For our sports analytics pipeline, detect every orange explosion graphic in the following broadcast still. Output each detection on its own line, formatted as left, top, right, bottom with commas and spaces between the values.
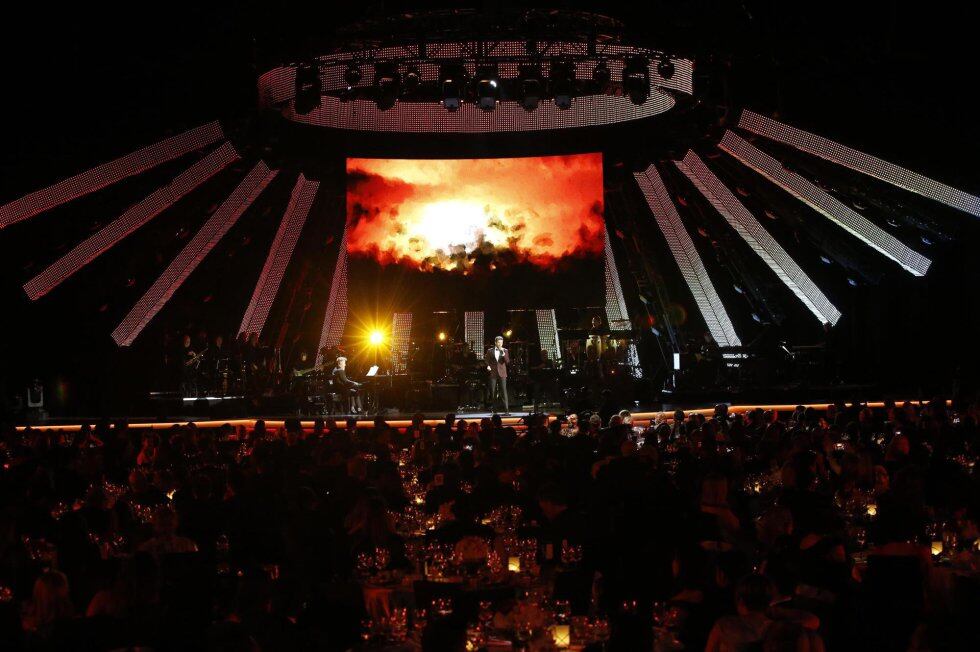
346, 154, 604, 271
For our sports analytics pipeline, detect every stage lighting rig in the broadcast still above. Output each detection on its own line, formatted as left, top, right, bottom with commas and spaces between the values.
475, 65, 500, 112
373, 62, 399, 111
293, 63, 321, 115
517, 64, 543, 112
440, 63, 467, 112
343, 62, 362, 88
657, 56, 675, 80
592, 60, 611, 91
403, 65, 421, 93
550, 59, 576, 110
623, 55, 650, 105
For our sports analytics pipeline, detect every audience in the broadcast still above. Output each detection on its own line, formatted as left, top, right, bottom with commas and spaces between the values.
0, 395, 977, 650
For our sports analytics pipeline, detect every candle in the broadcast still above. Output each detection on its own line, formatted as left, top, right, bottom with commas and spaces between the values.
552, 624, 571, 648
931, 540, 943, 556
866, 502, 877, 517
508, 556, 521, 573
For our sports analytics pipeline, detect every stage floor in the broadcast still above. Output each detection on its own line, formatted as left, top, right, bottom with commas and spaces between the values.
13, 399, 915, 432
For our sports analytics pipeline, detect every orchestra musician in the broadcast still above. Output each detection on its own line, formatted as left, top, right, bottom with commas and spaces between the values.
332, 356, 363, 414
180, 334, 202, 397
484, 335, 510, 414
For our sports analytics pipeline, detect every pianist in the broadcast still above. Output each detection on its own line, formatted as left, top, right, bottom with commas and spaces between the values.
332, 356, 364, 414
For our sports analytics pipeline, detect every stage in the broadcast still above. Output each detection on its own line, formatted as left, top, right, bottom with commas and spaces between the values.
12, 399, 923, 432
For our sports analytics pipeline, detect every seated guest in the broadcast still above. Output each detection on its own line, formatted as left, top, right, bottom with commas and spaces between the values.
698, 473, 741, 544
22, 571, 74, 643
138, 506, 199, 556
705, 575, 775, 652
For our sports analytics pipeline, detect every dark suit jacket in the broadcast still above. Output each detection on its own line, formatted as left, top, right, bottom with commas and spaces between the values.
484, 347, 510, 379
332, 367, 359, 390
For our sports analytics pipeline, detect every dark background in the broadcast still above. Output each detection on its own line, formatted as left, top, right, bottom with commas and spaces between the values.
1, 2, 978, 415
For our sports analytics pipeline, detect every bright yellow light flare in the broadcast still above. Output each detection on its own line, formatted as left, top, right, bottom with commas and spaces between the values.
369, 330, 384, 345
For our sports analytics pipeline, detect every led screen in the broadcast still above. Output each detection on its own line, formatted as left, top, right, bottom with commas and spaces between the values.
344, 153, 605, 320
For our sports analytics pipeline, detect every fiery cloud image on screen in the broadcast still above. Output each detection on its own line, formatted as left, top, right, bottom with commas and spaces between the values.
346, 154, 604, 272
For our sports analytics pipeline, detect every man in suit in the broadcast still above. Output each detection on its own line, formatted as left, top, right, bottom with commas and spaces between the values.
484, 335, 510, 414
332, 356, 363, 413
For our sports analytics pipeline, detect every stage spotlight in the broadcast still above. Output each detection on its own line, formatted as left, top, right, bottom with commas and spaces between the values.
622, 55, 650, 105
592, 60, 610, 89
440, 64, 467, 112
504, 328, 513, 338
344, 62, 362, 88
475, 65, 499, 112
294, 63, 321, 115
657, 56, 675, 79
373, 62, 399, 111
403, 65, 421, 92
550, 59, 575, 110
518, 65, 543, 112
437, 331, 447, 342
369, 330, 384, 345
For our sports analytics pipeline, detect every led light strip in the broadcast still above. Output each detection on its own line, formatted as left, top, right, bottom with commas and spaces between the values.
535, 309, 562, 363
738, 110, 980, 219
239, 174, 318, 336
1, 122, 224, 229
112, 161, 278, 346
718, 131, 931, 277
464, 311, 485, 360
391, 313, 413, 373
674, 151, 842, 326
314, 225, 350, 368
23, 143, 239, 300
634, 165, 741, 347
603, 227, 631, 330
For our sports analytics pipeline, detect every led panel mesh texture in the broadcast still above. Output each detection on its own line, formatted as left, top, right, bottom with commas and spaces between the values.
314, 225, 349, 368
1, 122, 224, 229
603, 227, 631, 330
718, 131, 931, 277
674, 151, 842, 326
279, 91, 674, 133
391, 313, 413, 373
634, 165, 742, 348
738, 110, 980, 219
112, 161, 278, 346
239, 174, 318, 336
24, 142, 239, 300
535, 309, 561, 363
464, 311, 485, 360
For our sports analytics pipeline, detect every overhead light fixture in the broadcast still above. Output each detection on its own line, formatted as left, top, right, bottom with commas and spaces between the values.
403, 65, 421, 93
592, 60, 610, 90
475, 65, 499, 112
550, 59, 575, 110
657, 56, 675, 80
622, 55, 650, 105
439, 64, 467, 112
373, 62, 399, 111
518, 64, 543, 112
343, 62, 362, 88
294, 63, 321, 115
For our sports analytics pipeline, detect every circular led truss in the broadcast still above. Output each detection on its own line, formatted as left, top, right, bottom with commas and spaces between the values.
257, 40, 694, 133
